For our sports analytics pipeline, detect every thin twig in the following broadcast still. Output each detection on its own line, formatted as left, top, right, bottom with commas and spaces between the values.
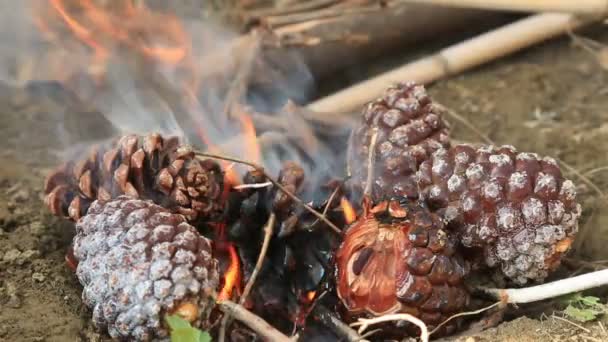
233, 181, 273, 190
309, 182, 341, 228
217, 300, 293, 342
350, 314, 429, 342
552, 315, 591, 333
558, 159, 608, 201
218, 311, 229, 342
583, 166, 608, 177
240, 213, 276, 305
435, 103, 493, 145
221, 214, 276, 339
481, 269, 608, 304
363, 128, 378, 196
430, 301, 502, 336
194, 151, 343, 235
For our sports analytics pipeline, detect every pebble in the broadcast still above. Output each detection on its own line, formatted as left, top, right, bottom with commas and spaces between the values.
2, 249, 40, 265
21, 249, 41, 262
2, 249, 21, 263
7, 293, 21, 308
10, 189, 30, 203
32, 272, 45, 282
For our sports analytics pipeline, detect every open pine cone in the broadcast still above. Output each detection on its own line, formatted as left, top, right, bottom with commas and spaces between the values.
44, 133, 224, 223
336, 197, 470, 335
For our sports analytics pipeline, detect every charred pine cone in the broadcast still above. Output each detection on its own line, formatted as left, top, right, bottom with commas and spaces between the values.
44, 133, 224, 223
417, 144, 582, 284
336, 198, 470, 335
225, 162, 343, 332
73, 196, 220, 341
347, 82, 450, 200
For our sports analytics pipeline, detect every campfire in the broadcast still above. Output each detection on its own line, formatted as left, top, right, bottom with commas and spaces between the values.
17, 0, 606, 341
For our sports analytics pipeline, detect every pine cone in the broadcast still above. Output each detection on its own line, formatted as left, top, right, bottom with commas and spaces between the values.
417, 144, 582, 284
73, 196, 220, 341
44, 133, 224, 223
336, 198, 470, 334
347, 82, 450, 200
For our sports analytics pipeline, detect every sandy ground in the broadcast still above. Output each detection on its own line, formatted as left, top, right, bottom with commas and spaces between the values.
2, 21, 608, 342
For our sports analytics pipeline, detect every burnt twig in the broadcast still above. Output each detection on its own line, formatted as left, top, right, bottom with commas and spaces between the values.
194, 151, 342, 235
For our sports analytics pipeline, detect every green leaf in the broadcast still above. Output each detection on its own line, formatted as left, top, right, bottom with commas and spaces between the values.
564, 304, 600, 322
166, 315, 191, 330
165, 315, 212, 342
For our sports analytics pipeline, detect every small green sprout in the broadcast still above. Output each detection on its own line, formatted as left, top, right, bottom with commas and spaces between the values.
166, 315, 212, 342
560, 293, 608, 323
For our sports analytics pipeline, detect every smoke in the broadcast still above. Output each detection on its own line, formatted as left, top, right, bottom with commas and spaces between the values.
0, 0, 346, 184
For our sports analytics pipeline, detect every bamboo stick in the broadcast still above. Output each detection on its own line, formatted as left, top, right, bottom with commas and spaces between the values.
398, 0, 608, 15
307, 13, 600, 114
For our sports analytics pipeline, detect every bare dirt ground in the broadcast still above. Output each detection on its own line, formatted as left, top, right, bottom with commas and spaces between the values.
2, 23, 608, 342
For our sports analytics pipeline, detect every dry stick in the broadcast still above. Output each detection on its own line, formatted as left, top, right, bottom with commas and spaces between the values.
363, 128, 379, 196
239, 213, 276, 305
482, 269, 608, 304
435, 103, 493, 145
217, 300, 293, 342
194, 151, 342, 235
308, 13, 599, 114
397, 0, 608, 15
558, 160, 608, 200
220, 214, 277, 340
350, 314, 430, 342
309, 184, 341, 228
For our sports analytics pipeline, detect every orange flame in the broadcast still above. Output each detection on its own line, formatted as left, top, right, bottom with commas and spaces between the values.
218, 243, 241, 301
306, 290, 316, 302
340, 196, 357, 224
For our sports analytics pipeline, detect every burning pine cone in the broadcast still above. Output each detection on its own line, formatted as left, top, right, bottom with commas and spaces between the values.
347, 82, 450, 200
336, 198, 470, 334
417, 144, 582, 284
73, 196, 220, 341
44, 133, 224, 223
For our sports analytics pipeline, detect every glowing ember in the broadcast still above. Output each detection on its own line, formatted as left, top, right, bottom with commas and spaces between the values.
340, 196, 357, 224
306, 290, 316, 302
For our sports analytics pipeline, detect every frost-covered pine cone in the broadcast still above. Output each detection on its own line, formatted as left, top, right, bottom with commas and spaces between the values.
347, 82, 450, 200
417, 144, 582, 284
73, 196, 220, 341
44, 133, 224, 223
336, 198, 470, 334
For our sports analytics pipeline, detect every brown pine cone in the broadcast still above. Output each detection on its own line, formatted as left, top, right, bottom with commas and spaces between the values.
73, 196, 220, 341
44, 133, 224, 223
336, 198, 470, 334
417, 144, 582, 284
347, 82, 450, 200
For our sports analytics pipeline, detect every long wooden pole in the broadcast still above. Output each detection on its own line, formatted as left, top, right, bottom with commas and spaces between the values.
307, 13, 599, 114
398, 0, 608, 15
